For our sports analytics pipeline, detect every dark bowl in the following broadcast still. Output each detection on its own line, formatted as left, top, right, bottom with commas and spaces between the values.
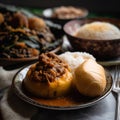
42, 7, 88, 27
0, 4, 63, 69
63, 18, 120, 60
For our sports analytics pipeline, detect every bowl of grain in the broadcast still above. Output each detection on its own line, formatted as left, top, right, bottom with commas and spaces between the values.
42, 6, 88, 27
63, 18, 120, 60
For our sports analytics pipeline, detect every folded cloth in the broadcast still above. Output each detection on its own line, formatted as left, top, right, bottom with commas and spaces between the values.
0, 88, 38, 120
0, 67, 20, 89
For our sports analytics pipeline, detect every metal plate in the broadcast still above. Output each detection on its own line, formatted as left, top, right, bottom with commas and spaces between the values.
12, 65, 113, 110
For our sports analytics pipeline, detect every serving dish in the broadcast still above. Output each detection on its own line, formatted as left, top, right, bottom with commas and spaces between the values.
0, 4, 63, 69
0, 44, 62, 69
12, 64, 113, 110
42, 6, 88, 27
63, 18, 120, 60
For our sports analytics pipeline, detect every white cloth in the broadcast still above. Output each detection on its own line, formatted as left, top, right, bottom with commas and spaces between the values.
0, 89, 38, 120
0, 67, 19, 89
0, 66, 38, 120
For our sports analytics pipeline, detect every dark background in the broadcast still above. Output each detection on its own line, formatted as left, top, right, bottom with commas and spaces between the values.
0, 0, 120, 13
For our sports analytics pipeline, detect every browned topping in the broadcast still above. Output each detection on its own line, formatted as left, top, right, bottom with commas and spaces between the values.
30, 52, 69, 83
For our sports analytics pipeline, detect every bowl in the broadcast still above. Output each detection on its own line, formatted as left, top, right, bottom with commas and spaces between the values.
42, 6, 88, 27
63, 18, 120, 60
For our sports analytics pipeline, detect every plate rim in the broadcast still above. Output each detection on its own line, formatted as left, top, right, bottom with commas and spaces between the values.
0, 42, 62, 67
12, 65, 113, 110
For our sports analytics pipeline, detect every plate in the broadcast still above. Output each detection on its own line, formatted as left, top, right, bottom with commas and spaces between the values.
0, 44, 62, 70
0, 57, 38, 70
42, 7, 88, 26
0, 4, 63, 69
12, 65, 113, 110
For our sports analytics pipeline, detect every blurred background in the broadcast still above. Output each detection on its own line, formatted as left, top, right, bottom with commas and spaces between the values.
0, 0, 120, 17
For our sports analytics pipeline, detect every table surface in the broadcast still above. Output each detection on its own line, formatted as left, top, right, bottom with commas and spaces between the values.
0, 65, 118, 120
0, 91, 117, 120
0, 28, 119, 120
0, 36, 119, 120
0, 4, 119, 119
32, 93, 116, 120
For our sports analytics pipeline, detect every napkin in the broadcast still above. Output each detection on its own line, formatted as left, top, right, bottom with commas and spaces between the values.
0, 67, 19, 89
0, 89, 38, 120
0, 66, 38, 120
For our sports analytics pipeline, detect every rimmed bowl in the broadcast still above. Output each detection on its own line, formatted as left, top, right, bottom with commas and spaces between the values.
42, 6, 88, 27
0, 44, 62, 70
63, 18, 120, 60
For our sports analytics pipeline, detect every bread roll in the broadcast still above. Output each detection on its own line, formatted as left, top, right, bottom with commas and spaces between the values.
74, 59, 106, 97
